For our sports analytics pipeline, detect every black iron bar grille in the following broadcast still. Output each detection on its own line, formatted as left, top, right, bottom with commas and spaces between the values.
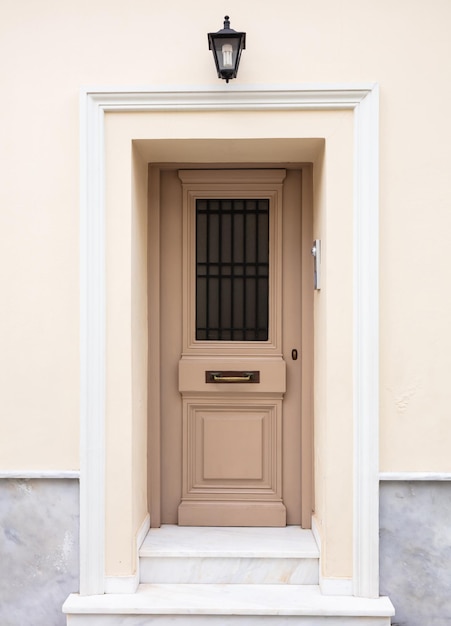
196, 198, 269, 341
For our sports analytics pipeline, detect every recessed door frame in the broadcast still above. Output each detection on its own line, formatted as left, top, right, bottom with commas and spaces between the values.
80, 85, 379, 598
159, 168, 304, 527
151, 165, 312, 529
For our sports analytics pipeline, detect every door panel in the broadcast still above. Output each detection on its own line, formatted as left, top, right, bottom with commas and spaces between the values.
159, 168, 304, 526
178, 355, 285, 526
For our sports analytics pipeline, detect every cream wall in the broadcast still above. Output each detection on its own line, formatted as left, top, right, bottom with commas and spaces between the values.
1, 0, 451, 516
131, 146, 148, 566
313, 118, 354, 579
103, 140, 148, 576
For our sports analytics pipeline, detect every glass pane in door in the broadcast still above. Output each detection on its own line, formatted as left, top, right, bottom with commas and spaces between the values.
196, 198, 269, 341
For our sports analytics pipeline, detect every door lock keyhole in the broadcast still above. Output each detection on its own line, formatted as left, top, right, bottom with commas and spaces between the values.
291, 349, 298, 361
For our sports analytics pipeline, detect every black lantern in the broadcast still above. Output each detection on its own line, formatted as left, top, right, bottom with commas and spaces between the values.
208, 16, 246, 83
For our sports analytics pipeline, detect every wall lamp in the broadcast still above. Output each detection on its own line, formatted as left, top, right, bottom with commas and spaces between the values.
208, 16, 246, 83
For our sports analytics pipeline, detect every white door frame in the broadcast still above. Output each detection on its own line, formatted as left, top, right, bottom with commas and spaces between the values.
80, 84, 379, 597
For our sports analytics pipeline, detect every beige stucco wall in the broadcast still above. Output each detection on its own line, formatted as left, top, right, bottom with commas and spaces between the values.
313, 117, 354, 579
103, 135, 149, 576
2, 0, 451, 578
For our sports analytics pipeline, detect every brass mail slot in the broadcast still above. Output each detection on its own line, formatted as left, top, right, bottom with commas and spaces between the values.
205, 370, 260, 384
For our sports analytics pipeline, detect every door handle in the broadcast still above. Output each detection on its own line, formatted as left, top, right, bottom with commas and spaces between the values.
205, 370, 260, 383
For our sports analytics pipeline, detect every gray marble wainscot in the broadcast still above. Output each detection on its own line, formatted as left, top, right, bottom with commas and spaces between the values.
0, 478, 79, 626
380, 481, 451, 626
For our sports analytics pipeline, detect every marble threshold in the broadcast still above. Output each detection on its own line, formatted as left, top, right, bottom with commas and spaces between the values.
64, 584, 394, 623
65, 527, 394, 623
140, 525, 320, 585
140, 525, 320, 558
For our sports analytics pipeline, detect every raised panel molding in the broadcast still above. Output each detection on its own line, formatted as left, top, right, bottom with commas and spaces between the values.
179, 398, 284, 526
183, 401, 281, 494
80, 84, 379, 597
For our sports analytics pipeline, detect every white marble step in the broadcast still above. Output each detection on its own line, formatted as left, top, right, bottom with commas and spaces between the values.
139, 525, 320, 584
64, 584, 394, 625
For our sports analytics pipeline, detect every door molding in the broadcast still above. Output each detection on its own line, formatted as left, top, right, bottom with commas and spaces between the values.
80, 84, 379, 597
179, 168, 285, 355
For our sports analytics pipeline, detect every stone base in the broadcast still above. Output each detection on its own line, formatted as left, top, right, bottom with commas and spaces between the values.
0, 478, 79, 626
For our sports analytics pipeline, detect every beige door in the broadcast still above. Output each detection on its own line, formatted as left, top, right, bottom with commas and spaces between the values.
158, 168, 310, 527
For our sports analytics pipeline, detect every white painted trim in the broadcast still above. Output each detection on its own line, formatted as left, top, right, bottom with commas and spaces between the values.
0, 470, 80, 479
82, 84, 377, 114
352, 84, 380, 599
80, 84, 379, 598
80, 88, 106, 596
104, 514, 150, 594
380, 472, 451, 481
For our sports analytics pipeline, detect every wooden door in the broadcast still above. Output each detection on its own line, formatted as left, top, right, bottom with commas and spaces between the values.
159, 168, 305, 526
